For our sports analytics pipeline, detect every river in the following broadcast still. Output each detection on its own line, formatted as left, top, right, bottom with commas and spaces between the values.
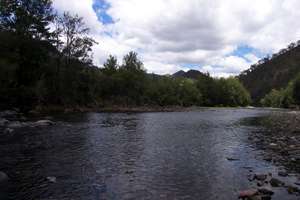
0, 108, 299, 199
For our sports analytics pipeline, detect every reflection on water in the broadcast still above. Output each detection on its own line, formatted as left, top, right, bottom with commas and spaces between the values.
0, 108, 298, 199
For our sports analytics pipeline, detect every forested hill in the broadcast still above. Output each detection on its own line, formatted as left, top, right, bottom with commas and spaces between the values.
239, 42, 300, 103
173, 70, 208, 80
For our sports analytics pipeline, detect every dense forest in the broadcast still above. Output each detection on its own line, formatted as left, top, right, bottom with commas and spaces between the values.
239, 41, 300, 106
0, 0, 252, 112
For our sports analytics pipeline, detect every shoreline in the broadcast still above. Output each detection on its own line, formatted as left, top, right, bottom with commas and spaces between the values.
25, 105, 267, 115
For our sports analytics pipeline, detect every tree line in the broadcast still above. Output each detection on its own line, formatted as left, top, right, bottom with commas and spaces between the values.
0, 0, 251, 111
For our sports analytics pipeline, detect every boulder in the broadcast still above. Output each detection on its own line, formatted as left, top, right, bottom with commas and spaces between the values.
270, 178, 284, 187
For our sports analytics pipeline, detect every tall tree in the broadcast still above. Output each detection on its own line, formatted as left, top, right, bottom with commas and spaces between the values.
103, 55, 118, 75
58, 12, 97, 65
122, 51, 144, 71
0, 0, 54, 39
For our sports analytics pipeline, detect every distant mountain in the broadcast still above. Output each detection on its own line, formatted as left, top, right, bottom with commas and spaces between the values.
239, 41, 300, 103
173, 69, 208, 79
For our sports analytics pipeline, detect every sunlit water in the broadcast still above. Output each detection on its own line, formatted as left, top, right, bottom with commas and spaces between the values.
0, 108, 298, 199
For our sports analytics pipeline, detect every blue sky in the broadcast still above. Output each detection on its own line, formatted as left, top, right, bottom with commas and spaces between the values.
53, 0, 300, 76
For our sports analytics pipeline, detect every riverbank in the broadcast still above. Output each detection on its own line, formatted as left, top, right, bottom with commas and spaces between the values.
248, 110, 300, 173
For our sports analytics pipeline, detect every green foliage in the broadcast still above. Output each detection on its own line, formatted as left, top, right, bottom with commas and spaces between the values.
293, 74, 300, 105
0, 0, 252, 110
239, 40, 300, 104
216, 77, 251, 107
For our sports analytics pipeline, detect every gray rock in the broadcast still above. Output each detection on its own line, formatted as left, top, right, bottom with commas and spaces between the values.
33, 120, 54, 126
0, 171, 8, 183
278, 171, 288, 177
46, 176, 56, 183
270, 178, 284, 187
254, 174, 268, 181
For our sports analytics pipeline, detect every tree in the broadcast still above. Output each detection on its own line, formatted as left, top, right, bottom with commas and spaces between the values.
0, 0, 54, 40
293, 74, 300, 105
122, 51, 144, 71
58, 12, 97, 65
103, 55, 118, 75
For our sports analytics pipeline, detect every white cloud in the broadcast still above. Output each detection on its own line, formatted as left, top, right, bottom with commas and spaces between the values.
53, 0, 300, 77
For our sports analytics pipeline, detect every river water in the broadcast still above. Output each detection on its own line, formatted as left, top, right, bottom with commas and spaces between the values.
0, 108, 299, 199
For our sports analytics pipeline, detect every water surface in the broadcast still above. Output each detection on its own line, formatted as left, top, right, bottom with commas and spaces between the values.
0, 108, 298, 199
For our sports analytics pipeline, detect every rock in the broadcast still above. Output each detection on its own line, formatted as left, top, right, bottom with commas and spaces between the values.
258, 188, 274, 195
270, 178, 284, 187
278, 171, 288, 177
238, 189, 258, 199
286, 185, 300, 194
46, 176, 56, 183
33, 120, 54, 126
254, 174, 268, 181
226, 157, 240, 161
257, 181, 264, 187
269, 143, 279, 150
0, 171, 8, 183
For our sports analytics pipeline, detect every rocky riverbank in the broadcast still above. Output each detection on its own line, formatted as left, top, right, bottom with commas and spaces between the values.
239, 110, 300, 199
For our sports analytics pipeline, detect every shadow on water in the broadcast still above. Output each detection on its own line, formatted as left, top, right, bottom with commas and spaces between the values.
0, 109, 299, 200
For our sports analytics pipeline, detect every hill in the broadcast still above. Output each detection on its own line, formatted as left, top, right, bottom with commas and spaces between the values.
173, 69, 208, 79
239, 41, 300, 103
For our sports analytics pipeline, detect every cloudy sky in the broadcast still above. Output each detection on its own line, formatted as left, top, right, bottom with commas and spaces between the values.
53, 0, 300, 77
